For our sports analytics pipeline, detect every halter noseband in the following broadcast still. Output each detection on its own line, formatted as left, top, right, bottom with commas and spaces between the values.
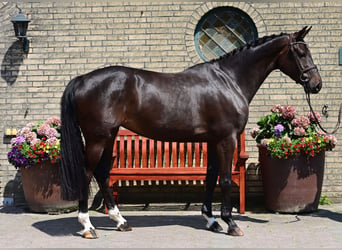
288, 37, 318, 89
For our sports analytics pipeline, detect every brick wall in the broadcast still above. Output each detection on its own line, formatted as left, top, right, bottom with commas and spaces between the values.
1, 1, 341, 207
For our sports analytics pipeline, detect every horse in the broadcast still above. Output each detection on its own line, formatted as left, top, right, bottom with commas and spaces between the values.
60, 26, 322, 239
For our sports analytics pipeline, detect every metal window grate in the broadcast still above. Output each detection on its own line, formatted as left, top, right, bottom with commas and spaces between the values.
195, 7, 258, 61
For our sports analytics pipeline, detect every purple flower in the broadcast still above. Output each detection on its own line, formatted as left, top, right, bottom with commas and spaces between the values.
7, 145, 35, 169
10, 136, 26, 145
274, 124, 284, 138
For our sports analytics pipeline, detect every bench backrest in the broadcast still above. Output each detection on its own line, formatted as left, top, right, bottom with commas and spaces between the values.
112, 129, 245, 172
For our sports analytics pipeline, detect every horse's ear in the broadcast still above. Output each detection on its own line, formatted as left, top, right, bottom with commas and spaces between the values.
294, 26, 312, 40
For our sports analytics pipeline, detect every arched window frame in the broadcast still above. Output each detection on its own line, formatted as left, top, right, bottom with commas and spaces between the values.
194, 7, 258, 61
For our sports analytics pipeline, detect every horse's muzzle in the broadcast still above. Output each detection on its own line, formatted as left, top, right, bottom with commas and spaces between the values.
311, 81, 322, 94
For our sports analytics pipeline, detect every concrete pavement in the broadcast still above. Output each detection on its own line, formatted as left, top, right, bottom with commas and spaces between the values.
0, 203, 341, 248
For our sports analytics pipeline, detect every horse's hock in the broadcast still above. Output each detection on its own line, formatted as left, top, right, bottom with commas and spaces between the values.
108, 129, 248, 214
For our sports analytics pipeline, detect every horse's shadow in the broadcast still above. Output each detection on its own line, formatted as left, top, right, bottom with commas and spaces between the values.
31, 213, 268, 237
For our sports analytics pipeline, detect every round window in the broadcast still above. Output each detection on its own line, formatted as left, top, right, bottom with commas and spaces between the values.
194, 7, 258, 61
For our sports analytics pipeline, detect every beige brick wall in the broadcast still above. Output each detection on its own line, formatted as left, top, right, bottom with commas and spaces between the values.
1, 1, 341, 206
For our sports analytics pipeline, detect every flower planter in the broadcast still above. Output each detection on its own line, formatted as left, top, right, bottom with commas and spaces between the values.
258, 146, 325, 213
20, 161, 77, 213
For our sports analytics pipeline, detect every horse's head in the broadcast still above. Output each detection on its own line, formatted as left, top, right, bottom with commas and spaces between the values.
278, 26, 322, 94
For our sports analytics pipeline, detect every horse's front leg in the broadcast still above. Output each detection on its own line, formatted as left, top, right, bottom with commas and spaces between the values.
94, 141, 131, 232
202, 144, 223, 232
95, 177, 131, 232
217, 138, 244, 236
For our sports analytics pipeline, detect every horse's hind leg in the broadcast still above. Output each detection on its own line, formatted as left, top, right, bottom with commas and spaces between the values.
94, 137, 131, 232
77, 140, 107, 239
202, 144, 223, 232
78, 180, 97, 238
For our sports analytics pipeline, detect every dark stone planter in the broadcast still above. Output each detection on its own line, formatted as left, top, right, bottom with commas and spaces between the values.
20, 161, 77, 213
258, 146, 325, 213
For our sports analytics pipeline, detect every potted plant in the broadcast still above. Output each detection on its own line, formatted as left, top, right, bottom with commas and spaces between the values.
250, 105, 337, 213
7, 116, 77, 213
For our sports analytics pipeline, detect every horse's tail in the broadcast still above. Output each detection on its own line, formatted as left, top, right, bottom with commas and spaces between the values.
60, 76, 87, 201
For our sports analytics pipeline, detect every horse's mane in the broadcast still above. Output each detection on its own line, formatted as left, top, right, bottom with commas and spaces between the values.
194, 32, 288, 66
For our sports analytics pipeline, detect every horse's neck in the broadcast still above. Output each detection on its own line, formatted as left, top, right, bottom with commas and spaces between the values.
219, 36, 289, 103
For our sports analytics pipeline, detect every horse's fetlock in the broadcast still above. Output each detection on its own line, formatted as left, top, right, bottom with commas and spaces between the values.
201, 204, 213, 217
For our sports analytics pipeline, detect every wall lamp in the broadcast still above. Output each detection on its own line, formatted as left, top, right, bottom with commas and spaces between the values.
11, 5, 30, 53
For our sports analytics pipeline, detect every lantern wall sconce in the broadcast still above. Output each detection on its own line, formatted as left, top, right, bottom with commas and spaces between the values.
11, 5, 30, 53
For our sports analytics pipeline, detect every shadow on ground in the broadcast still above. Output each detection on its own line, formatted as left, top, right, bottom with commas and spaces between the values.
31, 212, 269, 237
301, 208, 342, 223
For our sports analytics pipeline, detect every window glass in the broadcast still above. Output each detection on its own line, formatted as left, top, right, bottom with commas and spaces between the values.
195, 7, 258, 61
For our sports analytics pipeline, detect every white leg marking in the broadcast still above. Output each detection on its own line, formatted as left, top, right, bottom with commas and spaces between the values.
108, 205, 127, 227
202, 213, 216, 229
78, 212, 95, 234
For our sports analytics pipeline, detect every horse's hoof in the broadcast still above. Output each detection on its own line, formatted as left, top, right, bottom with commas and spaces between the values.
117, 222, 132, 232
83, 228, 99, 239
207, 221, 223, 233
227, 227, 244, 236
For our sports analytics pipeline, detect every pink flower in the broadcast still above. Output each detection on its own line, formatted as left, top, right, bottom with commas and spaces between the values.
46, 137, 58, 145
30, 138, 41, 146
291, 115, 310, 129
270, 105, 283, 113
46, 128, 58, 138
281, 105, 296, 119
260, 139, 270, 146
317, 129, 326, 136
46, 116, 61, 128
26, 122, 36, 128
307, 111, 322, 124
294, 127, 306, 136
283, 136, 292, 144
37, 123, 51, 136
24, 132, 37, 144
326, 135, 338, 147
19, 126, 32, 136
249, 127, 260, 138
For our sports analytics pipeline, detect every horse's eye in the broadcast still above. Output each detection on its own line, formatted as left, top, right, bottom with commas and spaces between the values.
296, 47, 306, 57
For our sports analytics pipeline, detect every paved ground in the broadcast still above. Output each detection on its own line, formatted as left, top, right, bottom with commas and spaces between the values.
0, 203, 341, 248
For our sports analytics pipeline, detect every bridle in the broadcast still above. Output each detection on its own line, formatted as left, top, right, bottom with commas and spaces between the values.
288, 35, 341, 135
288, 37, 318, 90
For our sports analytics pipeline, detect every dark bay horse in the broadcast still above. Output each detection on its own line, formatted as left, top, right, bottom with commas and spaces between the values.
60, 26, 322, 238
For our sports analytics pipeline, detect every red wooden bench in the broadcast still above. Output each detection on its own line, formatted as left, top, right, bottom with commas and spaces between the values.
109, 129, 248, 213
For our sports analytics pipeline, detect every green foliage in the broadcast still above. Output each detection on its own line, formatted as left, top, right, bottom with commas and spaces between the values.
319, 195, 333, 205
250, 105, 337, 159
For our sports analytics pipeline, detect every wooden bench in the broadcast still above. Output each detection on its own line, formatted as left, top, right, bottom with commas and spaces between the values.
109, 129, 248, 213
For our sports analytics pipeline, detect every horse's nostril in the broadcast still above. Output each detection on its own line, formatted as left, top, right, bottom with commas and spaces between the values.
315, 82, 322, 92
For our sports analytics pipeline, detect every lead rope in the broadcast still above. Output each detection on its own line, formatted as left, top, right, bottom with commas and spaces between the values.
306, 92, 342, 135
